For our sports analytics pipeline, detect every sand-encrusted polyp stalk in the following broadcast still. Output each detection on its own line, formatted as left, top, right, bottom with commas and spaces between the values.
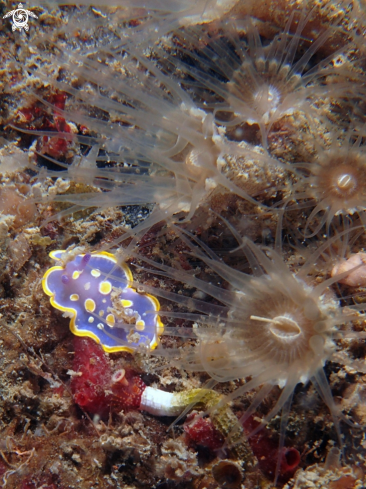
140, 386, 218, 416
141, 383, 259, 473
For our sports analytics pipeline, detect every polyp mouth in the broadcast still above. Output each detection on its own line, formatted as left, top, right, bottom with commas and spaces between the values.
251, 314, 301, 341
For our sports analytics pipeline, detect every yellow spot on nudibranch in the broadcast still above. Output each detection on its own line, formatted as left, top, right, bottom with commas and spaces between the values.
121, 299, 133, 308
99, 281, 112, 295
99, 310, 104, 317
136, 320, 145, 331
106, 314, 115, 327
85, 298, 96, 312
70, 294, 79, 301
91, 269, 101, 278
72, 271, 81, 280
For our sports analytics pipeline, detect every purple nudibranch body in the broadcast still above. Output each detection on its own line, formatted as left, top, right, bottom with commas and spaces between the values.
42, 250, 163, 352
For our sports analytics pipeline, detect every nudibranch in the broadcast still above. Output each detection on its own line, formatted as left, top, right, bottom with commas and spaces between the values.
42, 250, 164, 353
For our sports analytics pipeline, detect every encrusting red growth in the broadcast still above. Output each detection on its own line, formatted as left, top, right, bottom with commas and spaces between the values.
184, 411, 300, 482
18, 91, 73, 160
243, 416, 301, 483
71, 337, 146, 417
38, 92, 73, 159
71, 337, 112, 417
112, 368, 147, 411
184, 412, 225, 450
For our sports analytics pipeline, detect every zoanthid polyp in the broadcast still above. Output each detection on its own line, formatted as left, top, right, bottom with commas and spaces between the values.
163, 8, 358, 147
128, 221, 366, 477
283, 131, 366, 237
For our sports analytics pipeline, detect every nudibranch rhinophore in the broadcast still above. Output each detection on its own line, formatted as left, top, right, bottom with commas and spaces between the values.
42, 250, 164, 353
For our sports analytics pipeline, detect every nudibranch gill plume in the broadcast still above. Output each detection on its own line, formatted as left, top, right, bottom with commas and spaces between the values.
42, 250, 164, 353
